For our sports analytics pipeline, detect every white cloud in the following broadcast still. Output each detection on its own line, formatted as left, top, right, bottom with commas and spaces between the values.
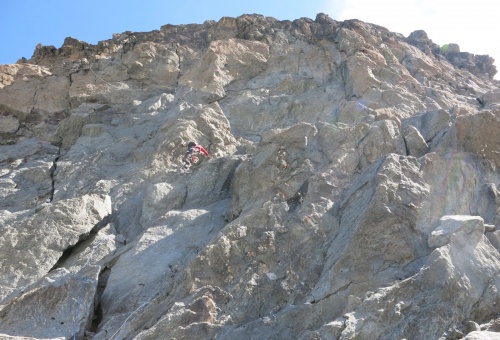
321, 0, 499, 78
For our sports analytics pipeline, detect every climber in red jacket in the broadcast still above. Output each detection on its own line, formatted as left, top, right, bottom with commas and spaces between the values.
183, 141, 209, 168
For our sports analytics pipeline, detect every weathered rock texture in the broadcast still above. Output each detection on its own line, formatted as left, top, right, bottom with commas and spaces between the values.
1, 13, 500, 340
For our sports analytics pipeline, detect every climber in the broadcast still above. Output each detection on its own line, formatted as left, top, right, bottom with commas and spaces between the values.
183, 141, 209, 168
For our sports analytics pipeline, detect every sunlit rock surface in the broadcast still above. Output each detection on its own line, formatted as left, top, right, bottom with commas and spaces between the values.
0, 13, 499, 340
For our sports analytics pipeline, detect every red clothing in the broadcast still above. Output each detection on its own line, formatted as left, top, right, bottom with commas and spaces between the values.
195, 145, 209, 156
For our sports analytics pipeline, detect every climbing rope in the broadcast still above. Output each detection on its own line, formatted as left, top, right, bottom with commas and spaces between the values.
43, 61, 123, 89
107, 302, 149, 340
89, 63, 123, 89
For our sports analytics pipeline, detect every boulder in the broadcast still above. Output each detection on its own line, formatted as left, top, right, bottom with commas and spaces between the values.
140, 182, 187, 225
340, 215, 500, 339
0, 114, 20, 136
439, 110, 500, 168
402, 109, 451, 144
403, 124, 429, 157
428, 215, 484, 248
0, 265, 100, 340
463, 331, 500, 340
0, 194, 110, 302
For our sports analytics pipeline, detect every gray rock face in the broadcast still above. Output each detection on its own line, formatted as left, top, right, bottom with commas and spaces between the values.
0, 13, 499, 340
428, 215, 485, 248
0, 194, 111, 303
0, 265, 100, 339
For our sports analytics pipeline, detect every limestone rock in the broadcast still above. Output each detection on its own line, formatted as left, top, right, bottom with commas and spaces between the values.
339, 219, 500, 339
122, 42, 180, 86
445, 43, 461, 54
357, 120, 406, 169
403, 124, 429, 157
140, 182, 187, 224
0, 139, 60, 211
0, 265, 100, 340
337, 100, 375, 124
95, 201, 229, 338
402, 109, 451, 145
0, 64, 70, 142
463, 331, 500, 340
0, 12, 499, 340
429, 215, 484, 248
439, 110, 500, 168
0, 194, 111, 302
480, 89, 500, 108
0, 114, 19, 136
486, 230, 500, 250
309, 154, 430, 303
418, 151, 500, 233
178, 38, 269, 103
483, 317, 500, 332
446, 52, 497, 80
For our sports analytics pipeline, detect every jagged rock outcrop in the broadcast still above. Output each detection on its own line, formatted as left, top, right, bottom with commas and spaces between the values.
1, 13, 500, 340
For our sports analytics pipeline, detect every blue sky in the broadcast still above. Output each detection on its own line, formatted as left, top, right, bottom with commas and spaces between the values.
2, 0, 498, 78
1, 0, 326, 63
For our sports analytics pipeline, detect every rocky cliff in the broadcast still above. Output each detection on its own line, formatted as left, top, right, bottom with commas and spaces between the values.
1, 13, 500, 340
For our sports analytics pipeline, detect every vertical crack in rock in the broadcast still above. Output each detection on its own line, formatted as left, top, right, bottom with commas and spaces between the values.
219, 159, 241, 199
338, 61, 350, 100
11, 120, 23, 138
89, 267, 111, 335
175, 43, 182, 80
402, 135, 411, 156
68, 71, 74, 87
48, 145, 61, 203
32, 83, 39, 110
